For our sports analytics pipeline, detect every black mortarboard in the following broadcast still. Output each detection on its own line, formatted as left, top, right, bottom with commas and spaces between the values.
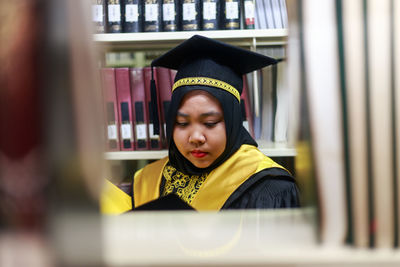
149, 35, 276, 135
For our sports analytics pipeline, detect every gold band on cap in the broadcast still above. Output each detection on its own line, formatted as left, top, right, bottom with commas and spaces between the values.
172, 77, 240, 102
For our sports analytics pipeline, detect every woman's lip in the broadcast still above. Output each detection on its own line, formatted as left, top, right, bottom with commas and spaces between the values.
191, 151, 207, 158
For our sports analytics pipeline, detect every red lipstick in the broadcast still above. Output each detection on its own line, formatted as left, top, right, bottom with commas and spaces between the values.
191, 150, 207, 158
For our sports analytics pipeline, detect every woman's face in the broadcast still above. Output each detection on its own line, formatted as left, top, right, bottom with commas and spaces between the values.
173, 90, 227, 169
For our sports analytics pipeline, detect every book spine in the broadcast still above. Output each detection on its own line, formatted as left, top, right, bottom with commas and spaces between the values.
162, 0, 179, 31
243, 0, 255, 29
100, 68, 120, 151
222, 0, 240, 30
143, 0, 162, 32
182, 0, 201, 30
106, 0, 123, 33
130, 68, 149, 150
144, 67, 162, 150
202, 0, 220, 30
92, 0, 106, 33
156, 67, 173, 148
123, 0, 142, 32
116, 68, 135, 150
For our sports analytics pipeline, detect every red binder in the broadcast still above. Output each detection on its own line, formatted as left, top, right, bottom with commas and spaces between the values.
100, 68, 120, 151
241, 75, 254, 138
156, 67, 173, 148
143, 67, 163, 150
130, 67, 149, 150
115, 68, 134, 150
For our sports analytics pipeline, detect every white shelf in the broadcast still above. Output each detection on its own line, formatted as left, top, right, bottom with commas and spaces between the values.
104, 144, 296, 160
94, 29, 288, 50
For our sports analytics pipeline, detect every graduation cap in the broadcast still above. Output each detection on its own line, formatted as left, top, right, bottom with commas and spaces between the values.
149, 34, 277, 135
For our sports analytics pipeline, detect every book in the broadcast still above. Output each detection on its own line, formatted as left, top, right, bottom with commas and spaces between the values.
156, 67, 173, 148
92, 0, 106, 33
122, 0, 142, 32
279, 0, 288, 28
100, 68, 121, 151
301, 0, 347, 245
130, 68, 149, 150
115, 68, 135, 151
256, 0, 267, 29
258, 52, 274, 143
182, 0, 201, 30
366, 0, 394, 248
144, 67, 163, 150
263, 0, 275, 29
222, 0, 240, 30
270, 0, 284, 29
340, 0, 369, 248
143, 0, 162, 32
243, 0, 255, 29
394, 0, 400, 248
241, 75, 254, 137
273, 57, 290, 143
202, 0, 221, 30
106, 0, 123, 33
162, 0, 180, 31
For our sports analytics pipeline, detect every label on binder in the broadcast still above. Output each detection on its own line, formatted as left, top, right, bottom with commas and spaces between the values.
225, 2, 239, 19
92, 5, 103, 22
149, 124, 160, 139
108, 125, 118, 140
183, 3, 196, 20
145, 4, 158, 21
108, 4, 121, 22
203, 2, 216, 20
163, 3, 175, 21
136, 124, 147, 139
126, 4, 139, 22
121, 123, 132, 139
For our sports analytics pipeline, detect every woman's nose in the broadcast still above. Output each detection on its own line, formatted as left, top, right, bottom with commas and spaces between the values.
188, 128, 206, 145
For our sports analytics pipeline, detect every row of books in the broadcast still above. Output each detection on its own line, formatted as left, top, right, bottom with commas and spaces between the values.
287, 0, 400, 248
92, 0, 288, 33
100, 66, 254, 151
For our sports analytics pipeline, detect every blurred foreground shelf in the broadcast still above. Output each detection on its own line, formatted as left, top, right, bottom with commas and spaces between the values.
102, 208, 400, 267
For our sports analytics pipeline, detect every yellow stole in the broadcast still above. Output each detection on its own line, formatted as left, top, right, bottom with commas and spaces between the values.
134, 144, 286, 211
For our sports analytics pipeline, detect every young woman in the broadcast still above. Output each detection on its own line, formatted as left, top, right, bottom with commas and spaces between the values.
101, 35, 300, 213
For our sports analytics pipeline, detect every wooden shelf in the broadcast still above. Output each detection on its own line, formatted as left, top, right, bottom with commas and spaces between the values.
93, 29, 288, 50
104, 143, 296, 160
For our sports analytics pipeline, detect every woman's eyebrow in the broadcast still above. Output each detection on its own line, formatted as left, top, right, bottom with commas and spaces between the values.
176, 111, 189, 117
199, 111, 222, 118
176, 111, 222, 118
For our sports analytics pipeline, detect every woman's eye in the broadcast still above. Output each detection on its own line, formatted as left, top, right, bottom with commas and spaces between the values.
204, 122, 218, 128
175, 121, 188, 127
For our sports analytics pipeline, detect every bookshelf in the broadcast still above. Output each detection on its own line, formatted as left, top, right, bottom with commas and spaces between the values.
96, 29, 294, 161
94, 29, 288, 50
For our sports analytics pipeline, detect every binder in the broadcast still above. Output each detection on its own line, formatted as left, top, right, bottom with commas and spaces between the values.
92, 0, 106, 33
243, 0, 255, 29
100, 68, 120, 151
122, 0, 142, 32
222, 0, 240, 29
143, 0, 162, 32
162, 0, 180, 31
182, 0, 201, 30
116, 68, 135, 151
106, 0, 123, 33
156, 67, 173, 148
143, 67, 163, 149
130, 67, 149, 150
202, 0, 221, 30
